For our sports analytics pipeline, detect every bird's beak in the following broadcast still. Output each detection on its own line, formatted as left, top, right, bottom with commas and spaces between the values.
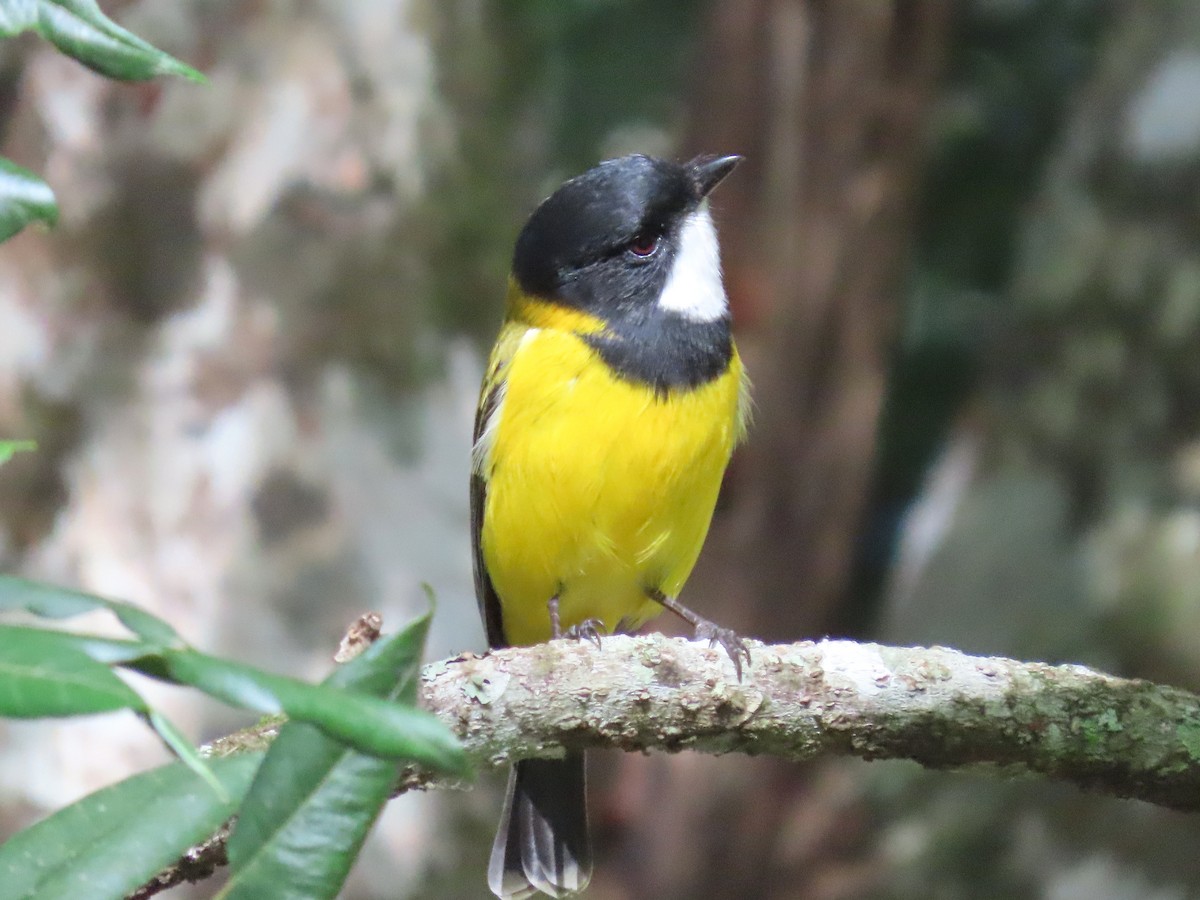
691, 155, 743, 198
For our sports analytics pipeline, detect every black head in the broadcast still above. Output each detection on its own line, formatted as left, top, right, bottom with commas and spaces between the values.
512, 154, 740, 323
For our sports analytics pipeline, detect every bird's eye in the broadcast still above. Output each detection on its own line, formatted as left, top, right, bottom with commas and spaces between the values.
627, 233, 660, 258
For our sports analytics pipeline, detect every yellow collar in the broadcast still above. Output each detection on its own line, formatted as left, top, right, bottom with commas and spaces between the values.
506, 278, 607, 334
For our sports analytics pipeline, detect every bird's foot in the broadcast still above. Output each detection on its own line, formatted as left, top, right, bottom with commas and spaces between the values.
693, 618, 751, 680
548, 596, 603, 647
564, 618, 604, 648
646, 588, 751, 680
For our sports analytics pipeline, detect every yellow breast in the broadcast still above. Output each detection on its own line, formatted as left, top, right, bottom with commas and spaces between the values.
477, 313, 745, 646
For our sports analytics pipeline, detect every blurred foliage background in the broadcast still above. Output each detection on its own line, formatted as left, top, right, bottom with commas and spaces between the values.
4, 0, 1200, 897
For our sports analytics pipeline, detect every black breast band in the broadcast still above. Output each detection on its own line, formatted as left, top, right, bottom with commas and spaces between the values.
582, 312, 732, 397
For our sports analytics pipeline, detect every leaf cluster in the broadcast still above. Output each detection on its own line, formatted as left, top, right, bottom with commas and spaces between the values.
0, 564, 467, 898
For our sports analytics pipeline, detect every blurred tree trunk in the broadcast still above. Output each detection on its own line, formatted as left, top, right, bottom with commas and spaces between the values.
601, 3, 950, 899
694, 0, 950, 641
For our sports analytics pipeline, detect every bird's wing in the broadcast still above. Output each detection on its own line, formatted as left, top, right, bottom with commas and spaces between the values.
471, 321, 530, 648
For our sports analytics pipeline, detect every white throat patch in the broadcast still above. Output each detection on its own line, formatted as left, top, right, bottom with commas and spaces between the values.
656, 205, 728, 322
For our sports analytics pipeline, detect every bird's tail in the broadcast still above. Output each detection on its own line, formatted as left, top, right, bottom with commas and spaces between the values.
488, 754, 592, 898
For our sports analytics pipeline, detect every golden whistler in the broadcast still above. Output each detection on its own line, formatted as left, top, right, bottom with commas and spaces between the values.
471, 154, 750, 898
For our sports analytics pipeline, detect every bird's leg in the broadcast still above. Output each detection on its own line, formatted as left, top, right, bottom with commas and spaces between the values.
647, 589, 750, 679
547, 595, 604, 647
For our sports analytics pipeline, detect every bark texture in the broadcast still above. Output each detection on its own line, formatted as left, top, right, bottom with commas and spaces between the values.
421, 635, 1200, 811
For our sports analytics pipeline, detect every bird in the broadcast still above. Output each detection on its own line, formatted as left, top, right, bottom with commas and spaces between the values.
471, 153, 751, 898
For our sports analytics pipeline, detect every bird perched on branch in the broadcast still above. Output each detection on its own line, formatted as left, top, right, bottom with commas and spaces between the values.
471, 153, 750, 898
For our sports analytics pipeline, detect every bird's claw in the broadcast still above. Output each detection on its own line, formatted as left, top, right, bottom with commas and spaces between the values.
564, 618, 605, 648
694, 620, 750, 680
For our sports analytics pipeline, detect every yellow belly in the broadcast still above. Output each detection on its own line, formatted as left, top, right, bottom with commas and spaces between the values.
480, 326, 743, 646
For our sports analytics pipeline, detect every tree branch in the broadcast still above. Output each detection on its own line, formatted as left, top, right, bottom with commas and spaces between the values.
421, 634, 1200, 810
135, 634, 1200, 897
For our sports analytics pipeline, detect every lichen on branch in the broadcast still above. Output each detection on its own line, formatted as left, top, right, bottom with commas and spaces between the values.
420, 634, 1200, 812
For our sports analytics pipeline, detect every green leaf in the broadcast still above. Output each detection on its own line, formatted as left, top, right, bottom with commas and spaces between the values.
0, 627, 147, 717
0, 0, 204, 82
0, 439, 37, 466
0, 575, 183, 647
0, 158, 57, 242
219, 751, 395, 900
147, 647, 467, 774
0, 624, 155, 666
0, 752, 263, 900
221, 613, 444, 899
146, 708, 227, 801
0, 1, 37, 33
